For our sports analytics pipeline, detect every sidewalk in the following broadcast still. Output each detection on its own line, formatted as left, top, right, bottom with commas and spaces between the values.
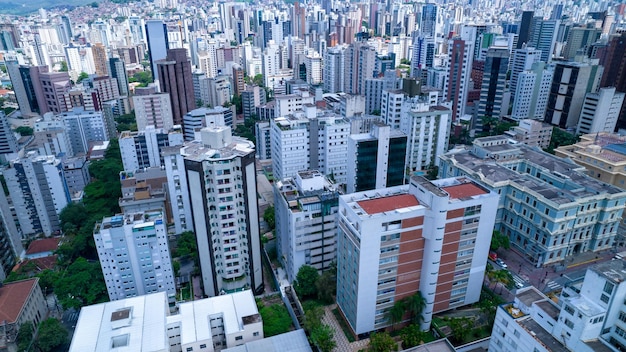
322, 304, 370, 352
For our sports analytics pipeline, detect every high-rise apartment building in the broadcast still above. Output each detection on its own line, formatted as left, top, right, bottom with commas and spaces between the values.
440, 136, 626, 267
529, 18, 559, 62
5, 57, 43, 117
323, 45, 347, 93
599, 33, 626, 130
5, 154, 70, 237
420, 4, 437, 37
0, 111, 18, 157
157, 48, 196, 128
511, 62, 553, 121
182, 107, 232, 140
270, 108, 350, 184
132, 86, 174, 132
241, 86, 266, 120
577, 87, 625, 135
336, 176, 498, 334
109, 57, 129, 97
29, 112, 73, 157
162, 146, 193, 235
182, 127, 263, 296
38, 71, 72, 114
94, 211, 175, 302
92, 43, 108, 77
444, 27, 476, 122
411, 35, 435, 79
61, 108, 110, 155
517, 11, 534, 49
476, 44, 510, 128
274, 170, 340, 282
545, 60, 603, 129
510, 47, 542, 102
346, 122, 407, 193
119, 125, 184, 172
145, 20, 169, 82
563, 26, 601, 60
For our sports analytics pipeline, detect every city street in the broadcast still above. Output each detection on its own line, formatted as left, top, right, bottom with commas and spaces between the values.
494, 246, 624, 294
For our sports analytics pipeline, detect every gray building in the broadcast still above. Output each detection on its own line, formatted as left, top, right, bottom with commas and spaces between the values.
60, 108, 110, 156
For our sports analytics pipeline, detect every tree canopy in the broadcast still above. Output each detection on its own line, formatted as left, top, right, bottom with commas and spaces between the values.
36, 318, 69, 352
15, 126, 33, 136
368, 332, 397, 352
294, 265, 319, 299
54, 257, 108, 310
490, 230, 510, 251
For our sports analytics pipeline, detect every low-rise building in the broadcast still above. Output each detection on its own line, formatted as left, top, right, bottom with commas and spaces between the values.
504, 119, 553, 150
440, 135, 626, 267
0, 278, 47, 350
69, 290, 263, 352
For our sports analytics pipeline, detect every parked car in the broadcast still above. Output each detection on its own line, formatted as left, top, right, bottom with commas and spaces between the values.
495, 258, 508, 268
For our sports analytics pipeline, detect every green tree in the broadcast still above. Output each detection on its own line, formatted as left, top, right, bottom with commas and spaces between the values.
15, 126, 33, 136
488, 269, 512, 293
36, 318, 68, 352
310, 324, 336, 352
404, 292, 427, 325
302, 301, 324, 333
37, 269, 59, 294
263, 206, 275, 230
490, 230, 510, 251
368, 332, 397, 352
425, 165, 438, 180
175, 231, 199, 269
231, 94, 243, 114
316, 268, 337, 303
16, 321, 33, 352
294, 265, 319, 298
131, 71, 153, 86
546, 128, 578, 154
233, 117, 257, 144
253, 74, 264, 87
76, 72, 89, 84
59, 61, 68, 72
400, 324, 427, 349
387, 299, 406, 330
54, 257, 107, 309
115, 112, 137, 132
448, 317, 473, 343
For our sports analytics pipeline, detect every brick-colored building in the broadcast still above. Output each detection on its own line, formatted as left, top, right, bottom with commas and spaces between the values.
336, 176, 498, 334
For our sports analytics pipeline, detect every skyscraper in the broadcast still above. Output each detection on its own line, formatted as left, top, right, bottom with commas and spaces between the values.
510, 47, 542, 102
545, 61, 603, 129
94, 211, 176, 302
599, 33, 626, 130
156, 48, 196, 128
529, 18, 559, 62
109, 57, 129, 97
92, 43, 109, 77
476, 44, 510, 128
444, 27, 476, 122
183, 126, 263, 296
420, 4, 437, 38
517, 11, 534, 49
346, 122, 407, 193
145, 20, 169, 83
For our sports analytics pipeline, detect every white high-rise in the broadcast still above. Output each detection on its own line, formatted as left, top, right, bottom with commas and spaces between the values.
511, 62, 553, 121
324, 45, 347, 93
119, 125, 184, 172
270, 107, 350, 184
577, 87, 625, 135
94, 211, 176, 303
510, 47, 542, 102
183, 127, 263, 296
305, 52, 323, 85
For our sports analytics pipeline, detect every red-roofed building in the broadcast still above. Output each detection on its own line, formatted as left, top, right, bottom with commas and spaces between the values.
337, 176, 499, 335
0, 278, 46, 347
25, 238, 61, 259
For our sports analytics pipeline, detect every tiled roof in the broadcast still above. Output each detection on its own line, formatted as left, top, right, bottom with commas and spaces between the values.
0, 279, 37, 324
442, 183, 488, 199
358, 194, 419, 214
26, 238, 60, 255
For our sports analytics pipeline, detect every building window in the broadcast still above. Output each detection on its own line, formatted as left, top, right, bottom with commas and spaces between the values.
235, 336, 243, 341
601, 294, 610, 304
564, 305, 575, 315
253, 332, 260, 337
605, 281, 615, 295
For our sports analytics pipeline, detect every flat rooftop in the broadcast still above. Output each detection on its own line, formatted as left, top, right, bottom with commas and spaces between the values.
223, 329, 312, 352
357, 194, 419, 214
441, 183, 488, 199
518, 318, 569, 352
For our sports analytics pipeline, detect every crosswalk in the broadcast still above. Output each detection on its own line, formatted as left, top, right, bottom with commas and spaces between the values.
512, 276, 525, 288
545, 280, 562, 292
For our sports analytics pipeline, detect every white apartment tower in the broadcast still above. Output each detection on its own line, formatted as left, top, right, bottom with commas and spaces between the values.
119, 125, 184, 172
61, 108, 110, 156
162, 146, 193, 235
577, 87, 625, 135
183, 127, 263, 296
274, 170, 340, 282
510, 47, 542, 102
511, 62, 553, 121
5, 154, 69, 237
94, 211, 176, 303
324, 45, 347, 93
133, 86, 174, 132
305, 52, 323, 85
270, 107, 350, 184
